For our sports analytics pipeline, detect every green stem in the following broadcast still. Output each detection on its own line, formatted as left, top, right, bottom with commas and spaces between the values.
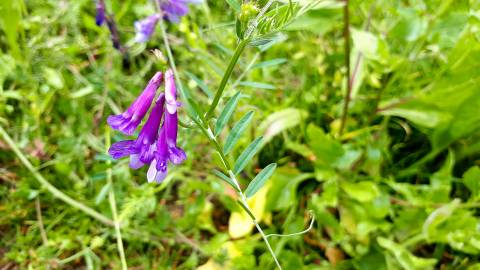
105, 128, 128, 270
339, 0, 350, 136
0, 126, 114, 226
227, 169, 283, 270
206, 39, 249, 120
155, 3, 281, 268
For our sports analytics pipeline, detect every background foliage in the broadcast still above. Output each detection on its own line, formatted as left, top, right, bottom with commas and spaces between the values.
1, 0, 480, 269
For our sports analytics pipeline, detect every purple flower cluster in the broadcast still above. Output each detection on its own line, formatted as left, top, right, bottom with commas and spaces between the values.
107, 70, 186, 183
134, 0, 201, 43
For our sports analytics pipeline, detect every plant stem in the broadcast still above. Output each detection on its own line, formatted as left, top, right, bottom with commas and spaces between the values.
0, 126, 114, 227
35, 197, 49, 246
339, 0, 350, 136
206, 39, 249, 119
105, 128, 128, 270
228, 170, 283, 270
154, 3, 281, 268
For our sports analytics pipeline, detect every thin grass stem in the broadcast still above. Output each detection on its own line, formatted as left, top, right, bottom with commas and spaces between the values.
105, 128, 128, 270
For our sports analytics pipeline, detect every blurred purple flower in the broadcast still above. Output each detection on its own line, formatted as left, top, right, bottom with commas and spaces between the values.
95, 0, 106, 26
147, 70, 186, 183
160, 0, 202, 23
134, 14, 161, 43
107, 72, 163, 135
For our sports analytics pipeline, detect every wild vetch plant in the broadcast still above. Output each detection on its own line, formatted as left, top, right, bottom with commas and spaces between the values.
103, 0, 323, 268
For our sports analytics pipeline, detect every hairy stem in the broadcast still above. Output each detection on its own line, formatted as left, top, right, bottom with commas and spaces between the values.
105, 128, 128, 270
0, 126, 114, 226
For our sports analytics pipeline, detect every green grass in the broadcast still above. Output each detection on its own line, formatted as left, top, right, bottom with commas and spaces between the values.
1, 0, 480, 269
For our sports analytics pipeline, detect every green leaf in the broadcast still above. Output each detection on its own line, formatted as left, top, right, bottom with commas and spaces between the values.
224, 111, 254, 155
238, 81, 276, 90
422, 199, 460, 241
464, 166, 480, 200
249, 32, 288, 51
43, 67, 64, 89
307, 124, 344, 167
258, 108, 308, 144
340, 181, 380, 202
212, 169, 239, 191
0, 0, 23, 59
215, 92, 241, 136
378, 237, 437, 270
351, 29, 389, 61
252, 58, 288, 69
245, 163, 277, 198
233, 136, 263, 175
225, 0, 240, 12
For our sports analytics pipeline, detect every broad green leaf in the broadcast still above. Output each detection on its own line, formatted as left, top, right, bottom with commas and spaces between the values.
252, 58, 287, 69
378, 237, 437, 270
265, 167, 312, 211
380, 100, 452, 128
464, 166, 480, 200
215, 92, 241, 136
0, 0, 23, 59
351, 29, 389, 61
340, 181, 380, 202
307, 124, 344, 167
258, 108, 308, 144
238, 81, 276, 90
224, 111, 254, 154
422, 199, 460, 241
233, 136, 263, 174
245, 163, 277, 198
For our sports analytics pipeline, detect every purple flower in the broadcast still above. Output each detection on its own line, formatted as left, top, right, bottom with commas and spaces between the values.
107, 72, 163, 135
109, 94, 166, 169
95, 0, 106, 26
160, 0, 202, 23
107, 69, 185, 184
134, 14, 161, 43
147, 70, 186, 183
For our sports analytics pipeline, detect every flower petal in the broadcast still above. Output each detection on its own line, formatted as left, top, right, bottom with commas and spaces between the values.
108, 140, 135, 159
129, 154, 145, 169
168, 146, 186, 165
147, 159, 167, 183
107, 72, 163, 135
